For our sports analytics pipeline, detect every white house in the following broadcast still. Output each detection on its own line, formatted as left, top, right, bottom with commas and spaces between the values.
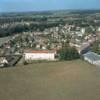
81, 28, 85, 34
97, 27, 100, 32
24, 49, 56, 61
0, 57, 8, 67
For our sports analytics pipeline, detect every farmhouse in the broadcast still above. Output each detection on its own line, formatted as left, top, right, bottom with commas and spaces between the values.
83, 52, 100, 66
24, 49, 56, 61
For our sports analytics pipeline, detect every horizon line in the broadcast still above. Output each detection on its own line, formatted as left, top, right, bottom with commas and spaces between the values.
1, 8, 100, 14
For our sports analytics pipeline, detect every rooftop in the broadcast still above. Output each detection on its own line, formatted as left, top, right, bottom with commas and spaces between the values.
83, 52, 100, 61
24, 49, 56, 53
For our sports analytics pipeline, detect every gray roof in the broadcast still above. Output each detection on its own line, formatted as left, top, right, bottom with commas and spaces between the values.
83, 52, 100, 61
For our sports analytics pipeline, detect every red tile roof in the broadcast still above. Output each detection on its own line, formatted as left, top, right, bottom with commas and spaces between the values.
24, 49, 56, 53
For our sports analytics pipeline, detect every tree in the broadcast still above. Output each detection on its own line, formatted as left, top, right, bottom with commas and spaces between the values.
91, 40, 100, 55
58, 46, 80, 60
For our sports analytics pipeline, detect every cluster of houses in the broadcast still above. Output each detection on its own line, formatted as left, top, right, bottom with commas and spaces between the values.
0, 23, 100, 67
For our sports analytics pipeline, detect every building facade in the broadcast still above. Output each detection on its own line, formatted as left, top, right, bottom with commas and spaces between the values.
24, 49, 56, 61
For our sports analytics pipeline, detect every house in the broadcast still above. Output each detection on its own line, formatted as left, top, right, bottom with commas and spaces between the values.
81, 28, 85, 34
97, 27, 100, 32
24, 49, 56, 61
0, 57, 8, 67
83, 52, 100, 66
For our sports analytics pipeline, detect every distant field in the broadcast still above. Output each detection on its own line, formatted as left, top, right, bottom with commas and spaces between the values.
0, 60, 100, 100
0, 37, 10, 45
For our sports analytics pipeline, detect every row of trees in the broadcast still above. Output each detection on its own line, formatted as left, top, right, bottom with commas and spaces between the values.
0, 17, 48, 24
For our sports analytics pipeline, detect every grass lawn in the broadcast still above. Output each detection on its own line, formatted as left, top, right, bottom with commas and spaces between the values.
0, 60, 100, 100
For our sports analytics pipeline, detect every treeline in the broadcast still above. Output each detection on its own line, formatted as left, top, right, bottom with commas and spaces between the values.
70, 10, 100, 15
0, 11, 52, 17
0, 17, 48, 24
0, 21, 66, 37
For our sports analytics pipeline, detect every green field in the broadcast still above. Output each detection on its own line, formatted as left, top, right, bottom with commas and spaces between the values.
0, 60, 100, 100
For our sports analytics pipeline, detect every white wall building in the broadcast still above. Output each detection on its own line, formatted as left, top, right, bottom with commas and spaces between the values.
24, 49, 56, 61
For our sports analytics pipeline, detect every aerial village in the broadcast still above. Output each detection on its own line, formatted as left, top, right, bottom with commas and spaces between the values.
0, 23, 100, 67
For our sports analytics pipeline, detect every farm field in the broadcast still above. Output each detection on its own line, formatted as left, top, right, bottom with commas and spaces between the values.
0, 60, 100, 100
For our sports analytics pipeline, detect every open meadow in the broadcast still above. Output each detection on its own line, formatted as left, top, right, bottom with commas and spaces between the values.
0, 60, 100, 100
